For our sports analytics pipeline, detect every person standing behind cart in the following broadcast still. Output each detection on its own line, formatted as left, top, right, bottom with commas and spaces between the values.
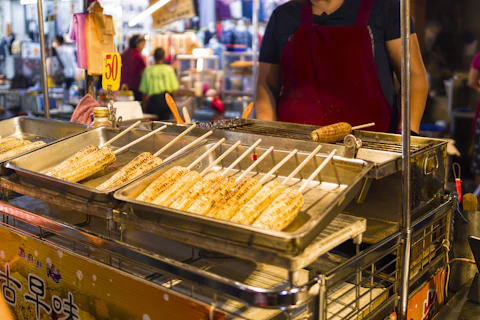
139, 48, 179, 120
468, 51, 480, 185
121, 35, 146, 102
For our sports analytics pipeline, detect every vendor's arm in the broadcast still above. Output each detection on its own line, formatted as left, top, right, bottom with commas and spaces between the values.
468, 53, 480, 91
386, 34, 428, 134
256, 62, 281, 120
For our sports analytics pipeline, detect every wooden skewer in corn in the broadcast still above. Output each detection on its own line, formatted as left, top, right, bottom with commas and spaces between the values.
186, 138, 226, 170
282, 145, 323, 186
153, 124, 196, 158
220, 139, 262, 177
311, 122, 375, 143
163, 131, 213, 162
259, 149, 298, 184
101, 120, 142, 148
165, 93, 185, 124
200, 141, 242, 176
113, 125, 167, 155
298, 150, 337, 193
235, 146, 275, 182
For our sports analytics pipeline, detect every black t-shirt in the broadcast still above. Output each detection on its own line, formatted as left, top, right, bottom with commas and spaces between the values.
259, 0, 416, 108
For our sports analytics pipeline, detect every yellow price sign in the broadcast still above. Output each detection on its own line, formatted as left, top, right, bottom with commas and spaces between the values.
102, 52, 122, 91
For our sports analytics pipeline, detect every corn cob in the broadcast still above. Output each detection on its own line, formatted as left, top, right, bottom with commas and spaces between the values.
170, 172, 222, 211
96, 152, 163, 191
0, 137, 21, 149
152, 171, 202, 206
187, 177, 237, 215
46, 145, 99, 177
136, 166, 189, 202
56, 147, 116, 183
0, 141, 46, 162
311, 122, 352, 143
207, 178, 262, 220
252, 188, 304, 231
231, 181, 286, 225
0, 139, 31, 153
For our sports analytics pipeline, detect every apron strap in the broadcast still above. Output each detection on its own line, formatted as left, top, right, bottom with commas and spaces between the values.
355, 0, 375, 27
301, 0, 313, 26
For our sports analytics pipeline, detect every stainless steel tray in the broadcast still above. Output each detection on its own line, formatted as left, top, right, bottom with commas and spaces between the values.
115, 143, 373, 255
5, 127, 205, 204
0, 116, 87, 173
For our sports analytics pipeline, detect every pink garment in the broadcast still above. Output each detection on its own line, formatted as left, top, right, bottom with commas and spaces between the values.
472, 52, 480, 70
70, 94, 100, 126
70, 13, 88, 69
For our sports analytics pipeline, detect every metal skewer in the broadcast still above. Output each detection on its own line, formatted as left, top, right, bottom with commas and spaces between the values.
187, 138, 226, 170
102, 121, 142, 148
163, 131, 213, 162
220, 139, 262, 177
259, 149, 298, 184
113, 125, 167, 155
200, 141, 242, 176
298, 150, 337, 193
282, 145, 322, 185
153, 124, 196, 157
236, 146, 275, 182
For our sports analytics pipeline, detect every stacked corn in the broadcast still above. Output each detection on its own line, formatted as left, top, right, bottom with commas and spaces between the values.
135, 167, 304, 231
0, 137, 46, 161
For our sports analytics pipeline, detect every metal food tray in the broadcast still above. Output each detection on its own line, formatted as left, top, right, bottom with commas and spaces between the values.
154, 119, 448, 180
0, 116, 87, 174
115, 143, 372, 256
5, 127, 205, 204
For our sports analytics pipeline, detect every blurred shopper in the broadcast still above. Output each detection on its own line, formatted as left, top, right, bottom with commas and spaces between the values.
469, 51, 480, 184
121, 35, 146, 102
54, 35, 77, 90
139, 48, 179, 120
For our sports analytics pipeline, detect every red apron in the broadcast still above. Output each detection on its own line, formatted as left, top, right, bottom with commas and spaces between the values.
277, 0, 393, 132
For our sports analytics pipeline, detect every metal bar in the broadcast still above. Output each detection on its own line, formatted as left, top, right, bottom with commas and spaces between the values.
251, 0, 259, 116
399, 0, 412, 317
37, 0, 50, 118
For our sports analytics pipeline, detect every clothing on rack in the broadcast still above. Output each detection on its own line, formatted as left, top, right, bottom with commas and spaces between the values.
229, 0, 243, 19
85, 9, 116, 75
200, 0, 216, 27
69, 13, 88, 69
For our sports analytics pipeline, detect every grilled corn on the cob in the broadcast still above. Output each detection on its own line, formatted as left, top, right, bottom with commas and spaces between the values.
0, 137, 21, 150
311, 122, 352, 143
56, 147, 116, 183
207, 178, 262, 220
96, 152, 163, 191
46, 145, 99, 177
252, 188, 304, 230
170, 172, 222, 210
153, 171, 202, 206
231, 181, 286, 225
0, 139, 31, 153
137, 166, 189, 202
187, 177, 237, 215
0, 141, 46, 162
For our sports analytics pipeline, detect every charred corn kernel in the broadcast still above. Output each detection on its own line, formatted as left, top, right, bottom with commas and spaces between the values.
153, 171, 202, 206
252, 188, 304, 231
0, 141, 46, 162
96, 152, 162, 191
311, 122, 352, 143
170, 172, 222, 210
231, 181, 286, 225
56, 147, 116, 183
137, 166, 189, 202
46, 145, 99, 177
0, 137, 21, 149
0, 139, 31, 153
187, 177, 237, 215
207, 178, 262, 220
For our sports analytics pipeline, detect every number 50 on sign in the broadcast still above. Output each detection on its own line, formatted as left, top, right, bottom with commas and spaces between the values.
102, 53, 122, 91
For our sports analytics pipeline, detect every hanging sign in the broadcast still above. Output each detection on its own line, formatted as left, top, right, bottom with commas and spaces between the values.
102, 53, 122, 91
150, 0, 196, 29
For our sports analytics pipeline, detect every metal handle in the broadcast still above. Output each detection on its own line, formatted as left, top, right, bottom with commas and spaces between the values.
423, 153, 439, 175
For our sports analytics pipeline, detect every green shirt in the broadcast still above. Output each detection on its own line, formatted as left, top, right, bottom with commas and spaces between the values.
139, 64, 179, 96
